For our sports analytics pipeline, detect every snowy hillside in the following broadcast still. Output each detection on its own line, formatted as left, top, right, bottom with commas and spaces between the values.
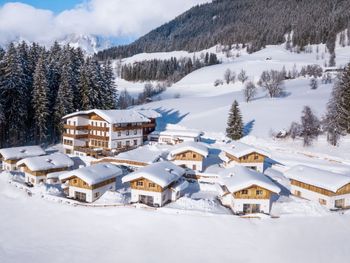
114, 43, 350, 165
117, 43, 349, 136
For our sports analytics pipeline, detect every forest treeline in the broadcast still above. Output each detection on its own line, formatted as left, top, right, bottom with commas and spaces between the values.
97, 0, 350, 61
0, 42, 116, 148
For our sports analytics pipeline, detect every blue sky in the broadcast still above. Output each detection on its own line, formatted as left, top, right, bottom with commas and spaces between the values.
0, 0, 83, 13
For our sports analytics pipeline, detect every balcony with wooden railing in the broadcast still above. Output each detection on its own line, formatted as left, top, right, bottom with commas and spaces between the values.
62, 133, 88, 139
113, 124, 143, 131
64, 124, 89, 130
64, 124, 109, 132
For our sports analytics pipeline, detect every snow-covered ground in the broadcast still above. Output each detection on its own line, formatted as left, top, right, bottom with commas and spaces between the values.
1, 173, 350, 263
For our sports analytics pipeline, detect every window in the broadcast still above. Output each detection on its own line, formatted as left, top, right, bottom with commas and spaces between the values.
94, 192, 100, 198
117, 142, 122, 148
133, 140, 138, 146
256, 190, 263, 195
242, 156, 248, 160
68, 121, 71, 125
91, 121, 94, 126
254, 154, 259, 160
104, 123, 107, 127
242, 189, 248, 195
149, 183, 156, 188
193, 154, 197, 158
83, 182, 87, 186
118, 131, 121, 137
136, 181, 143, 186
319, 199, 327, 205
126, 141, 130, 147
255, 190, 263, 195
182, 153, 186, 158
73, 179, 77, 184
126, 131, 130, 136
335, 199, 345, 208
134, 130, 137, 135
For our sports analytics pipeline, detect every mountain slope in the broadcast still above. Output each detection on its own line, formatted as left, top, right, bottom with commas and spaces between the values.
97, 0, 350, 60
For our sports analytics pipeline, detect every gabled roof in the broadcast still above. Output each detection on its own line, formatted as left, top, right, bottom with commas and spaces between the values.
150, 129, 203, 138
220, 166, 280, 194
138, 109, 162, 119
59, 163, 122, 186
63, 109, 150, 124
0, 146, 45, 161
122, 161, 185, 188
220, 141, 269, 159
169, 141, 209, 158
17, 153, 74, 171
284, 165, 350, 193
116, 145, 164, 164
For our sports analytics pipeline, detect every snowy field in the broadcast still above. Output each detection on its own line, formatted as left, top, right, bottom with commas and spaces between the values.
1, 43, 350, 262
1, 174, 350, 263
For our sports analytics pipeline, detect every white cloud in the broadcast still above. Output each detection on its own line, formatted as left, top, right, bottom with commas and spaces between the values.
0, 0, 209, 46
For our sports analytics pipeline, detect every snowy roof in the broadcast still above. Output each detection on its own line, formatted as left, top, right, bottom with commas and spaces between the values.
220, 166, 280, 194
63, 109, 150, 124
220, 141, 269, 159
59, 163, 122, 186
116, 145, 165, 164
17, 153, 74, 172
284, 165, 350, 193
0, 146, 45, 161
169, 141, 209, 158
122, 161, 185, 188
138, 109, 162, 119
151, 129, 203, 138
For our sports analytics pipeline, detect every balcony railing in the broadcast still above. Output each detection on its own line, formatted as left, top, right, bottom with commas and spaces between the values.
64, 124, 89, 130
62, 133, 88, 139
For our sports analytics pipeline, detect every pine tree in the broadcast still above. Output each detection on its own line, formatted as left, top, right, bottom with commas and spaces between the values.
54, 64, 74, 139
226, 100, 244, 140
300, 106, 320, 146
335, 64, 350, 133
32, 54, 50, 143
101, 60, 117, 109
0, 43, 27, 145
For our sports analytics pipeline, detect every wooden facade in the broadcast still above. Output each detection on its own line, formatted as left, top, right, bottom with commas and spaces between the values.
174, 150, 204, 161
20, 165, 68, 177
4, 159, 18, 164
65, 176, 115, 190
291, 179, 350, 197
130, 177, 164, 192
233, 185, 273, 199
226, 152, 265, 164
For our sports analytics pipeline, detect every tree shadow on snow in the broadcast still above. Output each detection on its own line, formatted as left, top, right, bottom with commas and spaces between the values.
244, 120, 255, 136
154, 108, 189, 131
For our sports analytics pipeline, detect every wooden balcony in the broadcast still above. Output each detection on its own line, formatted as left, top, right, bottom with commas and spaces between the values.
113, 125, 143, 132
63, 133, 88, 139
64, 124, 108, 132
89, 126, 109, 131
88, 135, 110, 141
64, 124, 89, 130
